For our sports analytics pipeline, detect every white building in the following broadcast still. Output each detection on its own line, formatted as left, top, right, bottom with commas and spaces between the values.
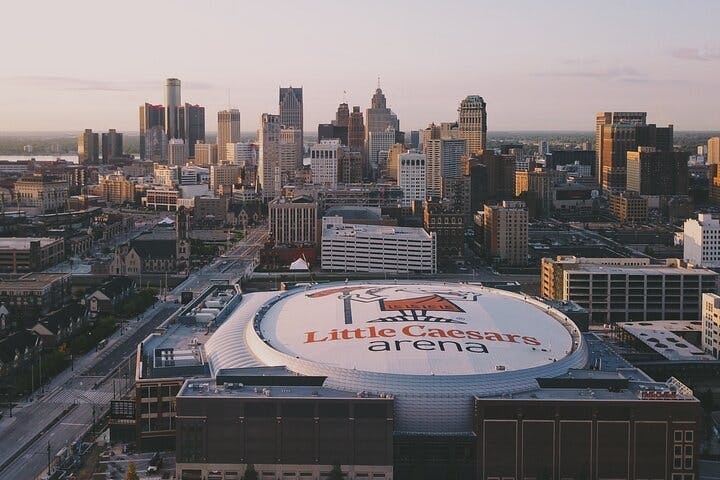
168, 138, 187, 166
397, 152, 426, 206
310, 140, 341, 188
702, 292, 720, 358
154, 164, 178, 186
226, 142, 256, 167
180, 165, 209, 185
684, 213, 720, 268
321, 216, 436, 274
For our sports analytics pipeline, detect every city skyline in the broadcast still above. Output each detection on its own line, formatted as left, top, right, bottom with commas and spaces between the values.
1, 1, 719, 132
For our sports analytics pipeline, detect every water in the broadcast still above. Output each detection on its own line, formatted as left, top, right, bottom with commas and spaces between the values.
0, 155, 79, 164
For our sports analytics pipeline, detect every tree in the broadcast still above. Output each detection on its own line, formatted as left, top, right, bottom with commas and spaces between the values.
243, 464, 258, 480
327, 464, 344, 480
125, 462, 139, 480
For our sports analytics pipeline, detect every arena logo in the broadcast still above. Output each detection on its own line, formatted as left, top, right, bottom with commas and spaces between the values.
303, 287, 541, 354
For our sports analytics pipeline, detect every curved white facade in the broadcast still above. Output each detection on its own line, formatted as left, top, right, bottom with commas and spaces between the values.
205, 282, 588, 433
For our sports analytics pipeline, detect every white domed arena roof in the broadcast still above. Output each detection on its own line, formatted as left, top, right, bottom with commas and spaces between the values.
205, 282, 588, 433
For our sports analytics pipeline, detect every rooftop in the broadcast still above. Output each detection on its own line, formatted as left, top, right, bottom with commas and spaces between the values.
322, 220, 433, 240
0, 272, 69, 290
617, 321, 711, 361
0, 237, 62, 249
178, 378, 390, 400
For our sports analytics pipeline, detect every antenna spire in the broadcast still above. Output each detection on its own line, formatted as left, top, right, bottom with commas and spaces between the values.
377, 75, 381, 89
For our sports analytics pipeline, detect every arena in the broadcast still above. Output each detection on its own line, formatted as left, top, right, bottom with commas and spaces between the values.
205, 282, 588, 433
137, 281, 701, 480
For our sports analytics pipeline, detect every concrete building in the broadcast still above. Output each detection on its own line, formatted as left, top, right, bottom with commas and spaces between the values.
101, 129, 123, 163
596, 111, 647, 188
385, 143, 406, 181
0, 272, 70, 318
193, 142, 218, 167
310, 140, 341, 188
210, 164, 242, 193
338, 151, 363, 184
77, 129, 99, 164
684, 213, 720, 268
609, 191, 648, 223
217, 109, 241, 162
423, 200, 464, 261
367, 128, 396, 177
258, 113, 281, 199
458, 95, 487, 155
226, 142, 255, 167
365, 87, 399, 151
142, 187, 179, 211
279, 86, 303, 146
279, 127, 303, 184
348, 106, 365, 153
14, 175, 69, 213
626, 147, 689, 196
0, 238, 65, 273
702, 292, 720, 357
139, 103, 165, 160
99, 173, 134, 205
482, 201, 528, 266
525, 168, 565, 217
708, 136, 720, 166
153, 164, 178, 186
321, 216, 436, 273
541, 256, 717, 323
268, 196, 318, 246
168, 139, 187, 166
397, 152, 426, 207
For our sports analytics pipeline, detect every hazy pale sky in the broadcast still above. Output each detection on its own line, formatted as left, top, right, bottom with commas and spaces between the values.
1, 0, 719, 133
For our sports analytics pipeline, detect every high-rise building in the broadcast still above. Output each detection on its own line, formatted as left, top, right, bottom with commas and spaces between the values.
310, 140, 341, 188
424, 138, 468, 199
365, 87, 399, 147
139, 103, 165, 160
99, 173, 134, 204
226, 142, 256, 167
335, 102, 350, 127
217, 109, 241, 162
708, 137, 720, 165
338, 151, 363, 184
482, 201, 529, 266
269, 195, 318, 246
258, 113, 281, 199
165, 78, 182, 140
626, 147, 689, 196
210, 164, 242, 193
145, 125, 168, 162
279, 86, 303, 145
168, 139, 187, 166
318, 124, 348, 145
179, 103, 205, 158
595, 112, 647, 189
348, 106, 364, 153
684, 213, 720, 268
423, 200, 464, 261
386, 143, 407, 181
458, 95, 487, 155
367, 128, 396, 177
397, 152, 426, 206
193, 143, 218, 167
101, 129, 123, 163
279, 127, 303, 185
77, 129, 99, 165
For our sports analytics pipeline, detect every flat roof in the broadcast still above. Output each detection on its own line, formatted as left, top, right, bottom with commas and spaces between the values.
178, 378, 390, 400
251, 283, 578, 376
322, 223, 433, 240
567, 264, 716, 276
0, 237, 61, 249
0, 273, 69, 290
617, 321, 711, 361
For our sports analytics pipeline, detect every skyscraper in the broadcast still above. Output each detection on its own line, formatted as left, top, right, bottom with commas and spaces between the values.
279, 127, 303, 185
458, 96, 487, 155
348, 106, 364, 153
101, 129, 123, 163
626, 147, 689, 196
179, 103, 205, 158
365, 86, 399, 147
145, 125, 168, 162
77, 129, 99, 164
595, 112, 646, 188
708, 137, 720, 165
258, 113, 281, 199
139, 103, 165, 160
279, 87, 303, 145
367, 128, 396, 178
168, 139, 187, 166
217, 109, 241, 162
335, 102, 349, 127
165, 78, 182, 140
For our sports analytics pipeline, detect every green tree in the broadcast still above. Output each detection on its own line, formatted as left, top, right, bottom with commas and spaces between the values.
243, 464, 258, 480
327, 464, 344, 480
125, 462, 139, 480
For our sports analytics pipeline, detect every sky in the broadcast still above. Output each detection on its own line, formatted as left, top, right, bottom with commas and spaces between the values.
0, 0, 719, 133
